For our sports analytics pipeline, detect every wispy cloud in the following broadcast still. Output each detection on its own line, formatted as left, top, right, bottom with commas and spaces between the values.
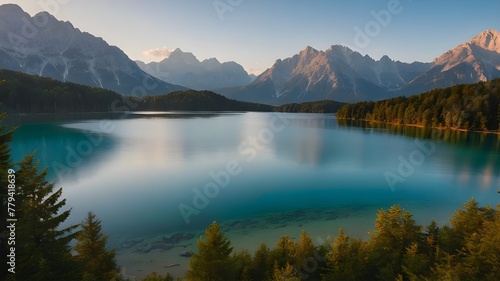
143, 47, 175, 60
247, 68, 264, 76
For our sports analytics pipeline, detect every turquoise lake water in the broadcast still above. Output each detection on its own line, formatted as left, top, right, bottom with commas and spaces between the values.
8, 112, 500, 247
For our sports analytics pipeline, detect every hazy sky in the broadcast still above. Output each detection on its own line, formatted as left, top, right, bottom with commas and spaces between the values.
3, 0, 500, 75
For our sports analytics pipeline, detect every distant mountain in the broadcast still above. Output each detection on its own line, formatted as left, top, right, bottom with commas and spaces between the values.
0, 4, 185, 96
403, 29, 500, 95
225, 45, 431, 104
137, 49, 252, 90
0, 69, 273, 113
223, 30, 500, 105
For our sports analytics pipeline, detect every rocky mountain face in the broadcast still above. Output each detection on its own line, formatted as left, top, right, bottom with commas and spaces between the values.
225, 30, 500, 105
227, 45, 431, 104
1, 4, 498, 104
0, 4, 185, 96
137, 49, 253, 91
403, 29, 500, 95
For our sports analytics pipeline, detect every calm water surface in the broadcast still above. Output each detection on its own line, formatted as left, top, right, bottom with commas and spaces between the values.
9, 112, 500, 245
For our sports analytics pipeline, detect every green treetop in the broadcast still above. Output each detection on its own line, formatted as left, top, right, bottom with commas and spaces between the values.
74, 212, 120, 281
185, 221, 235, 281
12, 152, 79, 281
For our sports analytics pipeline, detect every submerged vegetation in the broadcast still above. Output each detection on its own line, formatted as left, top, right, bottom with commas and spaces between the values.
337, 79, 500, 133
2, 107, 498, 280
172, 199, 500, 281
1, 72, 500, 280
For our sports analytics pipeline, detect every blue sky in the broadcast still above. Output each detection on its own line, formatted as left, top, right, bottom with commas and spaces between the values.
3, 0, 500, 75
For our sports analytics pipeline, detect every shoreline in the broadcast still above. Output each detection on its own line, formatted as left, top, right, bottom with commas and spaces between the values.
337, 117, 500, 136
114, 206, 378, 280
113, 201, 452, 280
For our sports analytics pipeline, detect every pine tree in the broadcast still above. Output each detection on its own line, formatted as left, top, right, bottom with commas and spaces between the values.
440, 198, 496, 254
185, 221, 235, 281
401, 242, 429, 281
457, 204, 500, 281
250, 243, 272, 281
13, 151, 79, 280
477, 205, 500, 281
323, 228, 367, 281
367, 205, 422, 280
272, 263, 301, 281
295, 230, 315, 267
75, 212, 119, 281
271, 235, 297, 269
232, 249, 252, 281
422, 220, 439, 259
431, 253, 462, 280
294, 230, 319, 280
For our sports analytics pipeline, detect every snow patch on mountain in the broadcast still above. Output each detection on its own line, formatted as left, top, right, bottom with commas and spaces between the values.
0, 4, 185, 95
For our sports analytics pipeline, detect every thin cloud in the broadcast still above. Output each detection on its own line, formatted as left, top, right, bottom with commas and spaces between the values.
143, 47, 174, 60
247, 68, 264, 76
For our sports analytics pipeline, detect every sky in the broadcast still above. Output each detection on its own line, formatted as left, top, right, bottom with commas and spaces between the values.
2, 0, 500, 75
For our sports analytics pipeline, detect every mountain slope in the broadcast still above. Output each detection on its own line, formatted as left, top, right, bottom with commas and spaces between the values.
403, 29, 500, 95
226, 45, 431, 105
0, 69, 273, 113
224, 30, 500, 105
137, 48, 252, 90
0, 4, 185, 96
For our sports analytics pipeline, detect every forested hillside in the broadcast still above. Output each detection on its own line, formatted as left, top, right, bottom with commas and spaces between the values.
275, 100, 346, 113
336, 79, 500, 132
0, 70, 121, 113
135, 90, 274, 112
0, 70, 274, 113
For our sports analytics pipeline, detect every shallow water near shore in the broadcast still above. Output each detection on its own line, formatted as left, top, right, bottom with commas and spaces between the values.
9, 112, 500, 279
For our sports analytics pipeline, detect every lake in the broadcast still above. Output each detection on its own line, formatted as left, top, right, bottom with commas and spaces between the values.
8, 112, 500, 278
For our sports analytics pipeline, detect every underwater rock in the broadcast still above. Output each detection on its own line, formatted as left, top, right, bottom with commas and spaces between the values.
180, 251, 193, 257
163, 232, 195, 244
119, 238, 145, 249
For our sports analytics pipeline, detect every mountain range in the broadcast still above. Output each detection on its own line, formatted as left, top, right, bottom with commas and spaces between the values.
0, 4, 185, 96
402, 29, 500, 95
0, 4, 499, 106
221, 30, 500, 104
136, 49, 253, 90
222, 45, 431, 104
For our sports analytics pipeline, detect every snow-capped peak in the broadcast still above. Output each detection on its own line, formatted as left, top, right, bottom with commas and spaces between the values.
0, 4, 185, 95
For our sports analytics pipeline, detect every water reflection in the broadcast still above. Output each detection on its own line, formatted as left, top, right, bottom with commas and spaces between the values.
337, 119, 500, 149
10, 123, 118, 181
4, 111, 227, 126
337, 118, 500, 191
8, 113, 500, 243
